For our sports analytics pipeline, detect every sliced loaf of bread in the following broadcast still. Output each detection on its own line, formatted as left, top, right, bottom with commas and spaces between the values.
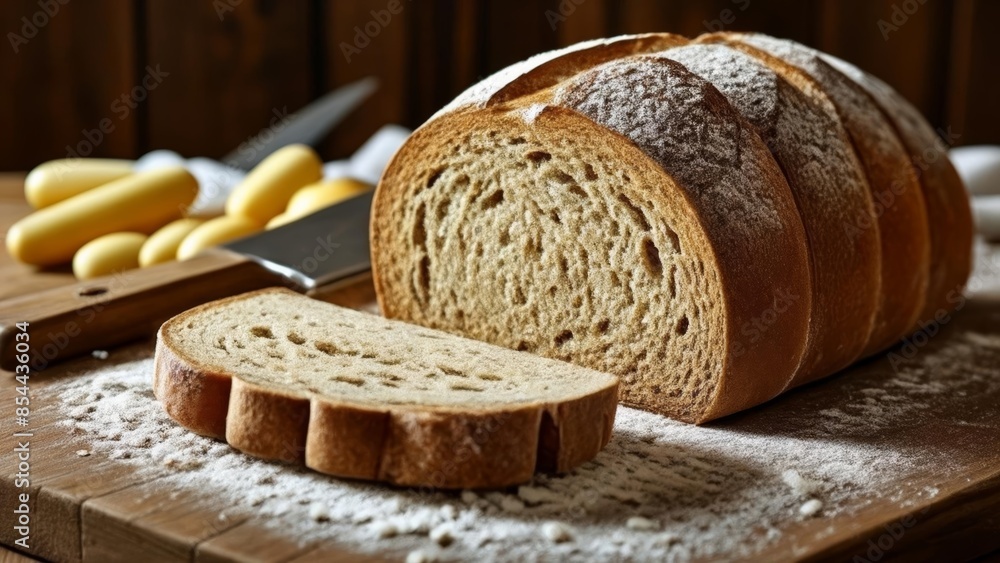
153, 288, 618, 489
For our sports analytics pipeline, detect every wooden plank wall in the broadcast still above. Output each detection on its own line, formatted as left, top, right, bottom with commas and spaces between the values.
0, 0, 996, 171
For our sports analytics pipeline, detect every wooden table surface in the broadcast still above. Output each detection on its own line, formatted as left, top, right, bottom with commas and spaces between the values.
1, 172, 1000, 563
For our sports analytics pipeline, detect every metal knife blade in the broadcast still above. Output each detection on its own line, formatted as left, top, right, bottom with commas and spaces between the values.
221, 77, 379, 170
223, 190, 374, 290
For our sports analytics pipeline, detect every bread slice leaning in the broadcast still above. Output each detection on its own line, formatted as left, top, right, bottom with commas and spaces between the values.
152, 288, 618, 489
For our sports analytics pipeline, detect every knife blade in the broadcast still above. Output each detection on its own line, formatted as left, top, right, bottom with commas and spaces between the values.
221, 77, 379, 170
0, 191, 375, 372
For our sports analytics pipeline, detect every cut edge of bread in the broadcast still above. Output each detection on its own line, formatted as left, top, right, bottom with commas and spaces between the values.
153, 288, 618, 489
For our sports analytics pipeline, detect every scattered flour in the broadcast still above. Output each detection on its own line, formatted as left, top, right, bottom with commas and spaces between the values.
799, 499, 823, 517
48, 251, 1000, 562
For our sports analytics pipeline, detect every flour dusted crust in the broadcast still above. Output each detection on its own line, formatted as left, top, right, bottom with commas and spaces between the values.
153, 288, 618, 489
715, 33, 932, 357
658, 43, 881, 385
819, 53, 974, 320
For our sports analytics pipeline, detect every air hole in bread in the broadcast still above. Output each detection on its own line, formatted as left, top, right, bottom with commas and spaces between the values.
450, 383, 484, 392
676, 315, 690, 336
267, 350, 284, 360
434, 200, 450, 224
559, 256, 569, 275
642, 238, 662, 276
417, 256, 431, 298
513, 286, 527, 305
412, 203, 427, 246
568, 185, 588, 198
525, 150, 552, 163
438, 365, 466, 377
510, 136, 526, 145
287, 332, 306, 345
250, 326, 274, 339
377, 358, 402, 366
571, 295, 583, 308
596, 319, 611, 333
516, 341, 532, 352
617, 194, 651, 230
214, 337, 227, 352
524, 238, 542, 259
381, 381, 399, 388
549, 170, 575, 184
499, 229, 511, 246
314, 341, 344, 356
426, 169, 444, 189
554, 330, 574, 346
478, 373, 502, 381
584, 163, 598, 181
665, 228, 681, 253
333, 375, 364, 387
549, 209, 561, 224
481, 190, 505, 210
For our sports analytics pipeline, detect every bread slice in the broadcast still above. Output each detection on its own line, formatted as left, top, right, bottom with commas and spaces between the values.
152, 288, 618, 489
657, 43, 882, 386
710, 33, 932, 357
372, 55, 813, 423
819, 53, 974, 320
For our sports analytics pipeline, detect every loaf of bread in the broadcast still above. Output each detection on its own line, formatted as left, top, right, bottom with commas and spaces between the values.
153, 288, 618, 488
371, 33, 973, 423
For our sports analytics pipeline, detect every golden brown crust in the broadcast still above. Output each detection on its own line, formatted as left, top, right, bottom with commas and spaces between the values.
704, 32, 931, 359
818, 54, 974, 321
153, 289, 618, 489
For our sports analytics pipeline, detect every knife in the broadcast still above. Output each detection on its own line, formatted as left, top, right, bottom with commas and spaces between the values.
221, 76, 379, 170
0, 191, 374, 371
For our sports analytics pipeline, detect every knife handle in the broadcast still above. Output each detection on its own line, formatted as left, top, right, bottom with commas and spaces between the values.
0, 249, 287, 372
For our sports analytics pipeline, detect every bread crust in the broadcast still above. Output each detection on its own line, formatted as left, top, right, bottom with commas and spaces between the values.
819, 53, 974, 321
663, 41, 882, 386
714, 33, 932, 357
154, 289, 618, 489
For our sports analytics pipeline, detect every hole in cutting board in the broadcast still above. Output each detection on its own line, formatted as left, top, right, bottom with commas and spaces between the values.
77, 286, 108, 297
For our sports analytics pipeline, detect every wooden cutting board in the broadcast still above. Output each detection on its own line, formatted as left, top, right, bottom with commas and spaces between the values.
1, 173, 999, 563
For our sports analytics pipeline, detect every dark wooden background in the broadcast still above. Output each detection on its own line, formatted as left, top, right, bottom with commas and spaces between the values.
0, 0, 997, 171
